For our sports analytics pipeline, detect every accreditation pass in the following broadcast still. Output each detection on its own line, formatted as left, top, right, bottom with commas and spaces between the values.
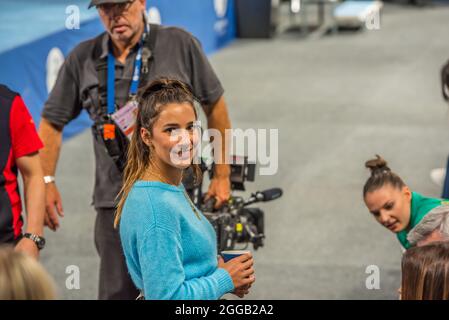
111, 99, 138, 140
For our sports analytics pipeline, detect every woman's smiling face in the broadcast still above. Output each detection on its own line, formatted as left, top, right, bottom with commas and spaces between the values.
142, 102, 199, 170
364, 184, 412, 233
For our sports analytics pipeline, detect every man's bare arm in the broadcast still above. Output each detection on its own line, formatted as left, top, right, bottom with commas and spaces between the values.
39, 118, 63, 177
204, 95, 232, 208
205, 95, 232, 177
38, 118, 64, 231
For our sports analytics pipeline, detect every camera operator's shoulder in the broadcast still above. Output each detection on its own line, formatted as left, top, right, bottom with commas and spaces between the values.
157, 25, 198, 47
64, 33, 107, 68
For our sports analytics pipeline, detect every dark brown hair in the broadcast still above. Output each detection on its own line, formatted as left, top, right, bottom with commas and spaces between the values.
401, 241, 449, 300
363, 155, 406, 198
115, 78, 202, 227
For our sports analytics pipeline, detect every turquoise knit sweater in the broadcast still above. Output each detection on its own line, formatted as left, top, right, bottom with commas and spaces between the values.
119, 180, 235, 300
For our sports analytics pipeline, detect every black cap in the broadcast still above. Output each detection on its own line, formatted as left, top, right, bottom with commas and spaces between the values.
89, 0, 130, 9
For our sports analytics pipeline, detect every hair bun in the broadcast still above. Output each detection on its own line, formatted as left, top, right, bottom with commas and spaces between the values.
365, 155, 390, 175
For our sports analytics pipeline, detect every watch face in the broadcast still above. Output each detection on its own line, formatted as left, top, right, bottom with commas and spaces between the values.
37, 237, 46, 249
24, 233, 46, 250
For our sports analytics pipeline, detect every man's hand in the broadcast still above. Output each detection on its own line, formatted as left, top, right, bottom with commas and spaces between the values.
15, 237, 39, 260
45, 183, 64, 231
205, 176, 231, 209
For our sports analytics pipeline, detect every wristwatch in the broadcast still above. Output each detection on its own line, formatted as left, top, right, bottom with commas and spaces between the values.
23, 233, 46, 250
43, 176, 55, 184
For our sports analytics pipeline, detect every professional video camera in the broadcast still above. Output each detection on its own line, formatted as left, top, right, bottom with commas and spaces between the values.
190, 156, 282, 252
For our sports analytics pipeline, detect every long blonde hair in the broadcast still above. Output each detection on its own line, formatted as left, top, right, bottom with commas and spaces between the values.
114, 78, 202, 228
0, 247, 56, 300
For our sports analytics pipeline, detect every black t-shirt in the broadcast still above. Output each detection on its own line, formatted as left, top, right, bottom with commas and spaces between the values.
42, 25, 224, 209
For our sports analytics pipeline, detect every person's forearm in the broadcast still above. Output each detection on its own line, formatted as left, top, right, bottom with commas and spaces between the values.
22, 173, 45, 236
206, 96, 231, 178
38, 118, 63, 176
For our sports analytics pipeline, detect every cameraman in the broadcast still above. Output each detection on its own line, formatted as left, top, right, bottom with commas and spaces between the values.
39, 0, 232, 299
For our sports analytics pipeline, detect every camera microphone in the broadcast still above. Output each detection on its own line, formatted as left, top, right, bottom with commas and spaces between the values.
256, 188, 283, 202
244, 188, 283, 206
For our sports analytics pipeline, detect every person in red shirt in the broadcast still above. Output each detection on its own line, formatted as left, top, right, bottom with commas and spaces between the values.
0, 84, 46, 259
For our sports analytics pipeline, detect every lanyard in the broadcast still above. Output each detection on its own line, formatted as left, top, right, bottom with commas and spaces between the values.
107, 25, 149, 115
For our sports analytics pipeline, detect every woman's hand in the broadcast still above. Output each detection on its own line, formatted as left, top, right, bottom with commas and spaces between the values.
233, 284, 252, 298
218, 254, 255, 291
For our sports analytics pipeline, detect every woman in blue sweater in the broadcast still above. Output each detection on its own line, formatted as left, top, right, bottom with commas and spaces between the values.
115, 78, 255, 300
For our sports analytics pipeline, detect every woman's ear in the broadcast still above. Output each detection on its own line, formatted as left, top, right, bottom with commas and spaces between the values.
403, 186, 412, 201
140, 128, 152, 147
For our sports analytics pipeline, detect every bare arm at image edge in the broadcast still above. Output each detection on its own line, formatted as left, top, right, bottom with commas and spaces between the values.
14, 153, 45, 259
